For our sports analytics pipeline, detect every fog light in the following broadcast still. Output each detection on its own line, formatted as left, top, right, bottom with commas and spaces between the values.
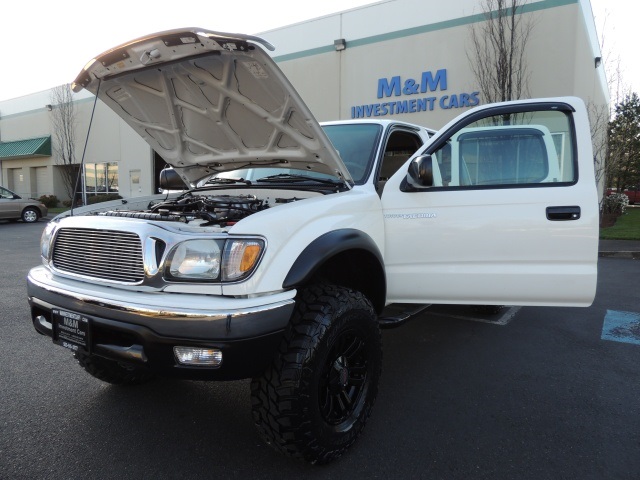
174, 347, 222, 367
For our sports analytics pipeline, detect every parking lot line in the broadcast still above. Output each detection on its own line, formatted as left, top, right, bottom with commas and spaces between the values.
601, 310, 640, 346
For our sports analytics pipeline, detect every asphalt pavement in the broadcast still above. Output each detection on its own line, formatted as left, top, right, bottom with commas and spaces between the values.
1, 218, 639, 479
599, 239, 640, 259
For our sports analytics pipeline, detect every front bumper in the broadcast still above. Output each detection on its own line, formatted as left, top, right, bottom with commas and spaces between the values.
27, 266, 296, 380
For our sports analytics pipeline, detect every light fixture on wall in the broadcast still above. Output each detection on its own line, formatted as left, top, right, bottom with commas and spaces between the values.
45, 104, 53, 111
334, 39, 346, 51
594, 56, 602, 68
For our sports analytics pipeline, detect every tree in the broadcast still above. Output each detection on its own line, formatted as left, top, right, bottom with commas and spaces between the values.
589, 9, 627, 209
588, 101, 609, 204
607, 93, 640, 191
588, 13, 617, 206
467, 0, 535, 104
50, 84, 79, 201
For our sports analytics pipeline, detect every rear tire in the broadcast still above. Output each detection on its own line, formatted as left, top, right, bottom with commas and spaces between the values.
21, 207, 39, 223
75, 352, 154, 385
251, 284, 382, 464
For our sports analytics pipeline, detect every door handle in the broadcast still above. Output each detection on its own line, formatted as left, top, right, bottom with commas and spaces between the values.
546, 206, 581, 221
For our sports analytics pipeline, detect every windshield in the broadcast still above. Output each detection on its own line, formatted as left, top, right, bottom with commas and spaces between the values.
212, 167, 339, 183
322, 124, 382, 184
202, 123, 382, 186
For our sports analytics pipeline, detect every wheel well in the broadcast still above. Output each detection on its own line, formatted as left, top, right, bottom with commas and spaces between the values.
308, 249, 386, 314
282, 229, 386, 313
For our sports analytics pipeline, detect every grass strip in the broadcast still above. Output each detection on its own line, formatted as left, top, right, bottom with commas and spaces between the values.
600, 208, 640, 240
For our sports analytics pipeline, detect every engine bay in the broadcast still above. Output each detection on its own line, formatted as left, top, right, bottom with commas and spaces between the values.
97, 191, 311, 227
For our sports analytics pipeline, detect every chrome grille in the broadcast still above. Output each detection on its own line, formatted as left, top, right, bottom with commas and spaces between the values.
52, 228, 145, 283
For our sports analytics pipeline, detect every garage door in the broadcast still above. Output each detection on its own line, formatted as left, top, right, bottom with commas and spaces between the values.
11, 168, 26, 196
35, 167, 49, 197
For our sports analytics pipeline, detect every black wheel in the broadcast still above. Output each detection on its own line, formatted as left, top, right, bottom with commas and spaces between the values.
74, 352, 154, 385
251, 284, 382, 464
21, 207, 40, 223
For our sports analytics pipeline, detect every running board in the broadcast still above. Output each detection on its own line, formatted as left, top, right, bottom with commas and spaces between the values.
378, 304, 431, 329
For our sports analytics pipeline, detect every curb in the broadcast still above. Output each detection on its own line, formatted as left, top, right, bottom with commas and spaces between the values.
599, 251, 640, 259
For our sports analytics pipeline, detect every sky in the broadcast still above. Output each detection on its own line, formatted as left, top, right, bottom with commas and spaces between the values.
589, 0, 638, 99
0, 0, 635, 103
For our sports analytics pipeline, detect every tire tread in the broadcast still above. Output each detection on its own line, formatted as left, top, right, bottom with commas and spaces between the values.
251, 284, 381, 464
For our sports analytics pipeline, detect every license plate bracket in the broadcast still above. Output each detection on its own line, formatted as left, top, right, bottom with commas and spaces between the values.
52, 309, 91, 353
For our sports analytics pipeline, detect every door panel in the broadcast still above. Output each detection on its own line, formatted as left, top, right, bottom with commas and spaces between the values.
381, 98, 598, 307
129, 169, 141, 197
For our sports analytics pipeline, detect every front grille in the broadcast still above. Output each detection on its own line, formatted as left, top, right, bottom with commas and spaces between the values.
52, 228, 145, 283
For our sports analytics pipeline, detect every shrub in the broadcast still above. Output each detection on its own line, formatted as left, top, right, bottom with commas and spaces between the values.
86, 193, 123, 205
38, 194, 59, 208
602, 193, 629, 216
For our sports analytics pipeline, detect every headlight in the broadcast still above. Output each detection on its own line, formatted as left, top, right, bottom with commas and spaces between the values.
164, 238, 264, 282
166, 240, 222, 280
40, 222, 56, 264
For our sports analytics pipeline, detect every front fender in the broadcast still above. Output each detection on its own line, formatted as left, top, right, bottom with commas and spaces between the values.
282, 228, 386, 312
283, 229, 383, 288
221, 187, 385, 300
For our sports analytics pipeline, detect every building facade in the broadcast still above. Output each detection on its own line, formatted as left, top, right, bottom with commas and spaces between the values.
0, 90, 154, 201
0, 0, 607, 201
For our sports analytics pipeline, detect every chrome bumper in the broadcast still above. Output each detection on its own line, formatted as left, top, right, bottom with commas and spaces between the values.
27, 266, 296, 340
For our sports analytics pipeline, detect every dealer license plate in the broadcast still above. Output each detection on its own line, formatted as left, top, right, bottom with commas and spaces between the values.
52, 309, 91, 352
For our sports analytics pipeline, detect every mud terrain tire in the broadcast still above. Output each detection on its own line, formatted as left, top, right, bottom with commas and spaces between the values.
251, 284, 382, 464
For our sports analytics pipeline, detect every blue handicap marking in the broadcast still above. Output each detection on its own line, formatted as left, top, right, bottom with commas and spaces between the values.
601, 310, 640, 346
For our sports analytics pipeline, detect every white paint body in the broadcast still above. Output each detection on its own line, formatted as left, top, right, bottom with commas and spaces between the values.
46, 31, 597, 310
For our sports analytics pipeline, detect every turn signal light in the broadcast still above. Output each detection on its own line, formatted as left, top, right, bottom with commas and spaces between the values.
240, 244, 261, 272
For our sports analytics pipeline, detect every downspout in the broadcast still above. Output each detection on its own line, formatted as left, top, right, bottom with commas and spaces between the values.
338, 15, 343, 120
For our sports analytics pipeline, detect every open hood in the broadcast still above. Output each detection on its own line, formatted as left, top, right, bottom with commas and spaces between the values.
72, 28, 352, 186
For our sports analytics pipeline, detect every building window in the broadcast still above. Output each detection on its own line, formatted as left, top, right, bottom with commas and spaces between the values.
84, 162, 119, 196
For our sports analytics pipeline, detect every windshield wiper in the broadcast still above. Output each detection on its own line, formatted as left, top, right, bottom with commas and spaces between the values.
204, 177, 251, 185
256, 173, 343, 186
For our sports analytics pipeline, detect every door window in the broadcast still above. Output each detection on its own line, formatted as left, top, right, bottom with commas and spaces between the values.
431, 109, 575, 189
379, 130, 424, 180
0, 187, 15, 199
378, 130, 424, 194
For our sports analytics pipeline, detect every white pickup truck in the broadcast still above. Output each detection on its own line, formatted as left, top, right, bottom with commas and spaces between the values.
27, 29, 598, 464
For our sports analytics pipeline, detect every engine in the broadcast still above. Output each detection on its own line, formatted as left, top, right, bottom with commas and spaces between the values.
98, 194, 269, 226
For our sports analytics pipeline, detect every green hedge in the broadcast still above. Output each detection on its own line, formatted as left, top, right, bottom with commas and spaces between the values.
87, 193, 123, 205
38, 195, 59, 208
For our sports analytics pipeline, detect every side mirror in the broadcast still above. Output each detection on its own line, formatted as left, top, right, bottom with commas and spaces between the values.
406, 155, 434, 188
159, 168, 187, 191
